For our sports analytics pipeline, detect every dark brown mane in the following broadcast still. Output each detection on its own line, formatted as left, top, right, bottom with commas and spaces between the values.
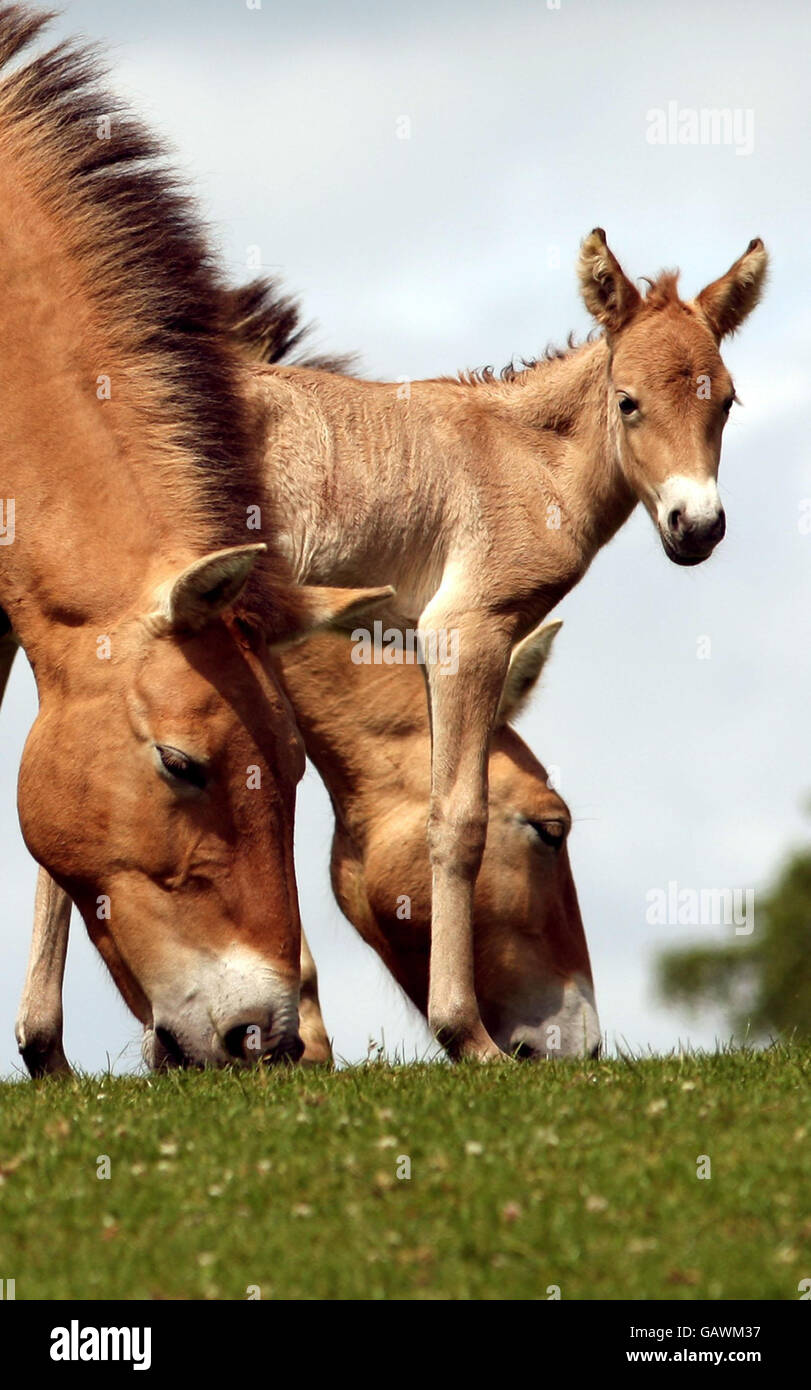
223, 278, 357, 374
0, 5, 260, 541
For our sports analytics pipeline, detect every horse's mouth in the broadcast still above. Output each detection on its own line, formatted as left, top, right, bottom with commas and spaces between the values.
660, 535, 714, 567
145, 1023, 304, 1070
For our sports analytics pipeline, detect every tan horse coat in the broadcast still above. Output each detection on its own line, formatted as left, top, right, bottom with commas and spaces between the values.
246, 232, 768, 1056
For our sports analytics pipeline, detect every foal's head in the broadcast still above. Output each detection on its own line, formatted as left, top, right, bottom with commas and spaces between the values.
578, 229, 768, 565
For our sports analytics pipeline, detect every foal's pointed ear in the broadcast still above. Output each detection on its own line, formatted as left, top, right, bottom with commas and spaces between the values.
694, 238, 768, 340
496, 620, 563, 726
152, 544, 266, 632
271, 584, 396, 648
577, 228, 641, 333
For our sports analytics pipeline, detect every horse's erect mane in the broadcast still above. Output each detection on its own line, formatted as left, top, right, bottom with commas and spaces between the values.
454, 332, 594, 388
454, 271, 684, 388
223, 278, 358, 375
0, 4, 260, 539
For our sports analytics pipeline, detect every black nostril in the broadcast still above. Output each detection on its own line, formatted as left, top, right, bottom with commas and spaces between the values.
223, 1024, 253, 1060
709, 508, 726, 542
668, 507, 683, 534
155, 1026, 187, 1067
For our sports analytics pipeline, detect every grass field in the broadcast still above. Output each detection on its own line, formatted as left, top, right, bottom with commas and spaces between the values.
0, 1045, 808, 1300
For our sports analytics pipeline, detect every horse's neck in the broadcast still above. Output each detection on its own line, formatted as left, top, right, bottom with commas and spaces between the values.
490, 338, 636, 559
0, 234, 202, 654
280, 643, 423, 845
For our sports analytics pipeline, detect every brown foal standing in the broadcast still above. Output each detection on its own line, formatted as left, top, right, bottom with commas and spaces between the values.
245, 231, 768, 1058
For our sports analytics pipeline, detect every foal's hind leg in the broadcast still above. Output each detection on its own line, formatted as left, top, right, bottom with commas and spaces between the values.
15, 868, 72, 1077
419, 601, 516, 1060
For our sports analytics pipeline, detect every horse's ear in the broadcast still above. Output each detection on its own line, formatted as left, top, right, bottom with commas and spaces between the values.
496, 620, 562, 726
270, 584, 396, 648
152, 544, 266, 632
578, 228, 641, 333
694, 238, 768, 340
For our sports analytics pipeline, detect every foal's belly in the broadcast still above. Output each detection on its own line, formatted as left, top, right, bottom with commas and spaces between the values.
279, 515, 447, 627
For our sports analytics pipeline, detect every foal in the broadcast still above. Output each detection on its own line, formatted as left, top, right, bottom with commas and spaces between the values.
247, 232, 768, 1057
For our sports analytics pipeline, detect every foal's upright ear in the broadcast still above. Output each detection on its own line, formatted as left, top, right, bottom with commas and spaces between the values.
577, 228, 641, 334
694, 238, 768, 340
152, 544, 266, 633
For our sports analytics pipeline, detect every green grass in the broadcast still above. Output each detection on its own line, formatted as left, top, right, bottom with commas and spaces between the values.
0, 1045, 809, 1300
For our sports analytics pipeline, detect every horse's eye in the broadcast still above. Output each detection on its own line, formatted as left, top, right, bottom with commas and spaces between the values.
156, 744, 208, 790
618, 395, 638, 416
528, 818, 568, 851
722, 395, 735, 414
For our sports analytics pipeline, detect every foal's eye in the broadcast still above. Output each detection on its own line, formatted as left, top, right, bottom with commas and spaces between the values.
722, 395, 735, 414
618, 395, 638, 416
528, 818, 568, 851
156, 744, 208, 791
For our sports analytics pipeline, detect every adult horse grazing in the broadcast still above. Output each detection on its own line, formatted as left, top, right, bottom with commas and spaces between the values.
14, 620, 598, 1071
0, 7, 381, 1070
246, 232, 768, 1058
282, 622, 599, 1063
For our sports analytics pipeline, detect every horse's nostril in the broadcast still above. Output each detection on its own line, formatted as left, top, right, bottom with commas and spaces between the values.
155, 1026, 187, 1067
668, 507, 683, 534
223, 1024, 253, 1061
709, 508, 726, 541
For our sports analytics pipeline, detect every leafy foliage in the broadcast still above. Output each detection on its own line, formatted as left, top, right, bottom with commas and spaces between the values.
657, 848, 811, 1040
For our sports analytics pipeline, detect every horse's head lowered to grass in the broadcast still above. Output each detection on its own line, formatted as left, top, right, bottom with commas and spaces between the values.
16, 547, 376, 1070
0, 5, 386, 1067
282, 621, 600, 1060
578, 228, 768, 566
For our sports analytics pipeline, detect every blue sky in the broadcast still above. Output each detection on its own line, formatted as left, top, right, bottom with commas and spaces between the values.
1, 0, 809, 1073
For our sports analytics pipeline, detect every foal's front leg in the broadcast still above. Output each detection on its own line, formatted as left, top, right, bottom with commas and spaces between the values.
419, 604, 515, 1060
15, 868, 72, 1076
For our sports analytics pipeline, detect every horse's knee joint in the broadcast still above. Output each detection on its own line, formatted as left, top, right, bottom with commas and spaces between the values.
427, 802, 488, 872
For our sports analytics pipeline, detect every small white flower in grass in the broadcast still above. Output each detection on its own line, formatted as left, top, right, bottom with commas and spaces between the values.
197, 1252, 216, 1268
627, 1238, 658, 1255
208, 1184, 224, 1197
646, 1098, 668, 1116
680, 1081, 696, 1092
534, 1126, 559, 1146
465, 1141, 484, 1156
585, 1194, 608, 1213
292, 1203, 313, 1218
774, 1244, 799, 1265
376, 1136, 397, 1149
159, 1141, 178, 1156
